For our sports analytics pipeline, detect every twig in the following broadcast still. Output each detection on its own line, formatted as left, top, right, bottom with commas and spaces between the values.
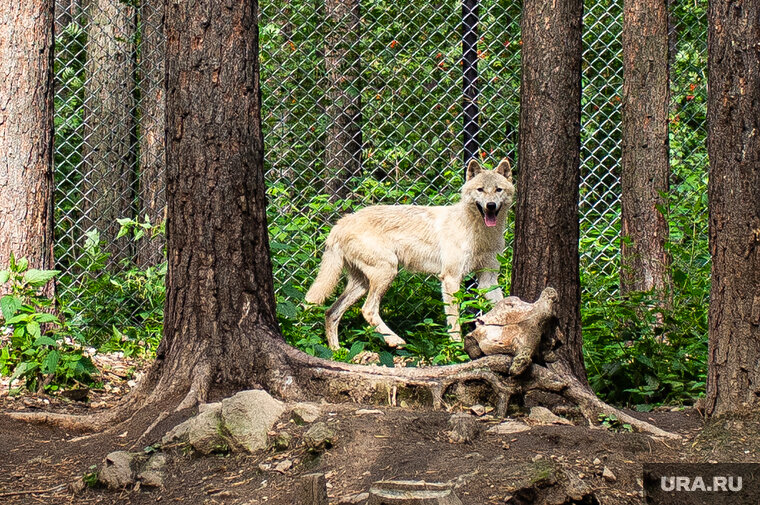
0, 484, 66, 498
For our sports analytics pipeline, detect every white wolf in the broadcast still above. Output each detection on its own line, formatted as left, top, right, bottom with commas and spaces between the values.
305, 158, 514, 350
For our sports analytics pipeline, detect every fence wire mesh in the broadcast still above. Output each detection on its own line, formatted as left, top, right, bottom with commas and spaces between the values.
51, 0, 708, 345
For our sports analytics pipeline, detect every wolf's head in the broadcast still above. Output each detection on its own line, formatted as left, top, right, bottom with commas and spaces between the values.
461, 158, 515, 228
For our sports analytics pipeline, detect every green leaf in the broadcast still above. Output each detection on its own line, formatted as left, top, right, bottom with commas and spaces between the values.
16, 257, 28, 272
9, 361, 29, 384
0, 270, 9, 284
5, 313, 31, 325
43, 350, 61, 374
378, 351, 395, 367
1, 295, 22, 320
33, 335, 56, 347
27, 321, 41, 339
348, 341, 365, 360
23, 269, 60, 287
34, 313, 59, 324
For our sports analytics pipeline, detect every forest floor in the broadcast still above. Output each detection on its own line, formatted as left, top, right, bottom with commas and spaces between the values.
0, 357, 757, 505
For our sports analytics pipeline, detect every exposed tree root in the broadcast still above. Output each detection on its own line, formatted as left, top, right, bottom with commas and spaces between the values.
7, 332, 679, 441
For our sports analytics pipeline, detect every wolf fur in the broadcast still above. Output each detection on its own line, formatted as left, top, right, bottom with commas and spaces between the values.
305, 158, 515, 350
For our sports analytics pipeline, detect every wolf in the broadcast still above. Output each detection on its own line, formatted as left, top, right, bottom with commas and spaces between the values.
305, 158, 514, 350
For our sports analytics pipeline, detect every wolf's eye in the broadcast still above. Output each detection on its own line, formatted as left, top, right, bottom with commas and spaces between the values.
495, 188, 503, 192
477, 187, 484, 192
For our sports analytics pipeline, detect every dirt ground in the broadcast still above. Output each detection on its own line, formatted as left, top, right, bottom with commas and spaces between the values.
0, 367, 756, 505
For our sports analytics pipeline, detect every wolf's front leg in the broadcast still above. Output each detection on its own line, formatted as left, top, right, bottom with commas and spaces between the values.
441, 275, 463, 341
477, 268, 504, 304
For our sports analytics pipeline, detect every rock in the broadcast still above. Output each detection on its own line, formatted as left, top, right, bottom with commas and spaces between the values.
448, 413, 480, 444
222, 389, 286, 453
368, 480, 462, 505
304, 422, 337, 452
292, 402, 322, 424
274, 458, 293, 474
602, 466, 616, 483
198, 401, 222, 414
137, 454, 167, 488
593, 457, 602, 466
161, 405, 225, 454
526, 406, 573, 426
470, 404, 486, 416
296, 473, 328, 505
187, 409, 226, 454
487, 420, 531, 435
273, 431, 292, 451
99, 451, 136, 489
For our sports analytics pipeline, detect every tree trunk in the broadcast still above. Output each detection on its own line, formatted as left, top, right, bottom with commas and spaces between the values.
137, 0, 166, 267
82, 0, 136, 264
0, 0, 55, 276
705, 0, 760, 417
511, 0, 586, 383
620, 0, 670, 296
462, 0, 479, 165
323, 0, 361, 202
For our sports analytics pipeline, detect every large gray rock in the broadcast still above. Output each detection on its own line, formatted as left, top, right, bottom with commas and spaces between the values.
99, 451, 137, 489
221, 389, 286, 453
526, 406, 573, 426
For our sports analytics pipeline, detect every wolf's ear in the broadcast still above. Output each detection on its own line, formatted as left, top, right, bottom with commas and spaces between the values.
494, 158, 512, 183
466, 159, 483, 180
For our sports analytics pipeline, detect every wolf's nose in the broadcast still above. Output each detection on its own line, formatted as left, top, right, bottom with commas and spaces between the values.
486, 202, 497, 211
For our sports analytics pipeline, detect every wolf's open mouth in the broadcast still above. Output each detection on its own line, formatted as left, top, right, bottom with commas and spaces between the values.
476, 203, 500, 227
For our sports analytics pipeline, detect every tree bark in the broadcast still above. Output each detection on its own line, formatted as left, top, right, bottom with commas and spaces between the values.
82, 0, 137, 264
620, 0, 670, 296
137, 0, 166, 267
323, 0, 361, 202
0, 0, 55, 276
705, 0, 760, 417
511, 0, 586, 383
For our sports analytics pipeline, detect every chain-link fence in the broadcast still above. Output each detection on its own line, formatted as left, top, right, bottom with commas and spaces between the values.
51, 0, 709, 345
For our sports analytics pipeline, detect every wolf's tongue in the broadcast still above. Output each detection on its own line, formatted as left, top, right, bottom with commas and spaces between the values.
484, 214, 497, 227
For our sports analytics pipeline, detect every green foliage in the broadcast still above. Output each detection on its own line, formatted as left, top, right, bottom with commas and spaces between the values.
0, 254, 96, 392
58, 228, 165, 358
598, 413, 633, 433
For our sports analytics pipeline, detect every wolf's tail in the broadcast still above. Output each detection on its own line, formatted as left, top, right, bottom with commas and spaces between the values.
305, 243, 344, 305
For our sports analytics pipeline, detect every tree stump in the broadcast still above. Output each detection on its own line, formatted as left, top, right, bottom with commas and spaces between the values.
464, 287, 561, 376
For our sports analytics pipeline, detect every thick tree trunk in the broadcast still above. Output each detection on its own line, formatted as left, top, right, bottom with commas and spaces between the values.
158, 0, 299, 405
137, 0, 166, 267
511, 0, 586, 383
620, 0, 670, 296
705, 0, 760, 417
323, 0, 361, 202
82, 0, 136, 264
0, 0, 55, 276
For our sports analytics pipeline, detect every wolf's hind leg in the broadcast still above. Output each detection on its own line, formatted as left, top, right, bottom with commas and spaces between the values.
360, 265, 406, 348
325, 269, 368, 350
